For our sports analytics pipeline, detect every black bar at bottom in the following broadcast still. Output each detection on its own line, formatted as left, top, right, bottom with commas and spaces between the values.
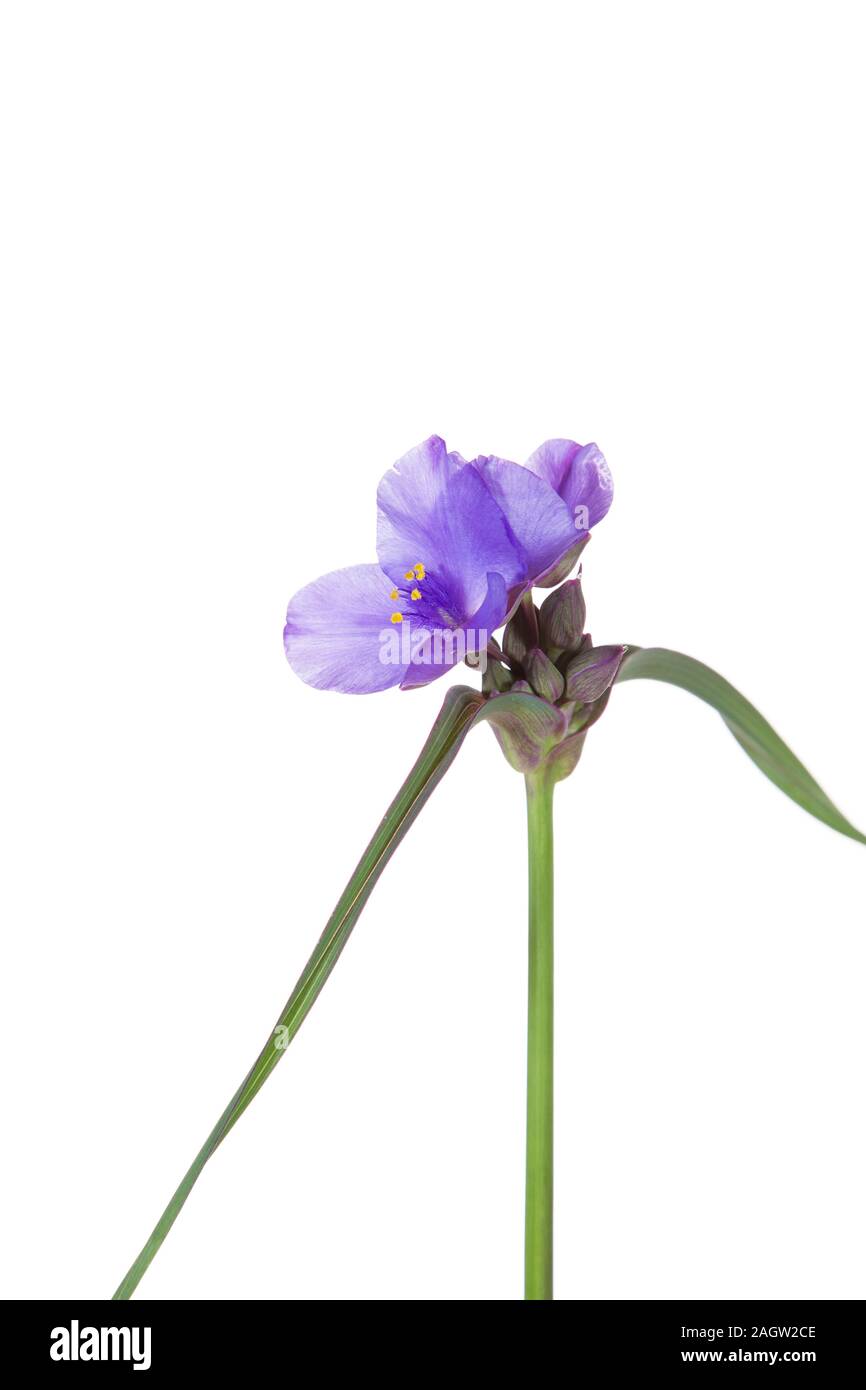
3, 1297, 863, 1374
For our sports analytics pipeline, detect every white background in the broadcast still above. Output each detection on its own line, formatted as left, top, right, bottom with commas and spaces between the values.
1, 2, 864, 1302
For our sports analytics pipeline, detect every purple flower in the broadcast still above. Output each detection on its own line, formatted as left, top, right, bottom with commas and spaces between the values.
284, 435, 612, 693
524, 440, 614, 535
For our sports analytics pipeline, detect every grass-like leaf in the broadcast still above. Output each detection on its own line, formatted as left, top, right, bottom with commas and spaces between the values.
616, 646, 865, 844
112, 684, 484, 1299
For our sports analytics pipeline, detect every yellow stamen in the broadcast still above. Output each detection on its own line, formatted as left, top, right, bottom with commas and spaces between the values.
414, 563, 426, 579
390, 611, 403, 624
410, 588, 422, 601
389, 588, 398, 600
404, 570, 415, 580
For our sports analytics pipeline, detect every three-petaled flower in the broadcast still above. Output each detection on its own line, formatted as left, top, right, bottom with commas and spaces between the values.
283, 435, 613, 693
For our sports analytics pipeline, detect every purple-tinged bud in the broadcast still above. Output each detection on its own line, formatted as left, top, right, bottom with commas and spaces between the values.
564, 644, 627, 703
503, 594, 540, 666
482, 655, 514, 695
539, 579, 586, 654
525, 648, 565, 703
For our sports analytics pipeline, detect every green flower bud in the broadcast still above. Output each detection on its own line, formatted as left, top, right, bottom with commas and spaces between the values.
525, 647, 566, 703
539, 579, 586, 654
502, 593, 540, 667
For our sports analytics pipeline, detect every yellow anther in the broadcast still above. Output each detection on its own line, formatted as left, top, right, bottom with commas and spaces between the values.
390, 611, 403, 624
389, 588, 398, 601
404, 570, 415, 580
410, 588, 422, 601
414, 563, 426, 579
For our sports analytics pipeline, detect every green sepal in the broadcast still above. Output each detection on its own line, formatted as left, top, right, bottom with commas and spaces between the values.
534, 533, 590, 588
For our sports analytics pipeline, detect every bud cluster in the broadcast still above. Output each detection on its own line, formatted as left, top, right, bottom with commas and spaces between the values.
479, 576, 626, 779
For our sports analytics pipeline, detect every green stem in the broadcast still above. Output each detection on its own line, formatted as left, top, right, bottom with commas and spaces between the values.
524, 768, 555, 1300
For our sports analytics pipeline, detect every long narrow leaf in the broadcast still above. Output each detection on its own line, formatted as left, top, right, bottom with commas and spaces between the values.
113, 684, 485, 1299
615, 646, 865, 844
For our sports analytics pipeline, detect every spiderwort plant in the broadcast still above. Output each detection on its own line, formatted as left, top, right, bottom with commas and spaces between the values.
114, 436, 864, 1302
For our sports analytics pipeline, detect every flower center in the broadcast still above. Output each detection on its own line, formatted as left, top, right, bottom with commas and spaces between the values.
389, 561, 454, 627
